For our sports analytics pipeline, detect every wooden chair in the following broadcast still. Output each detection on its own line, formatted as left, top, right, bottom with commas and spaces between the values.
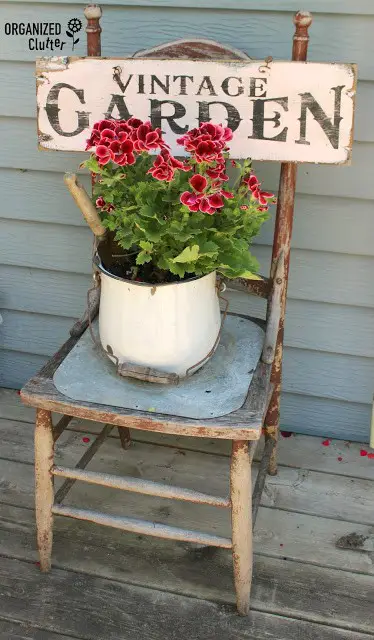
21, 6, 313, 615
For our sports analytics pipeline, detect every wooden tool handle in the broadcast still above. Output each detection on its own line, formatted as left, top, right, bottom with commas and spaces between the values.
64, 173, 106, 238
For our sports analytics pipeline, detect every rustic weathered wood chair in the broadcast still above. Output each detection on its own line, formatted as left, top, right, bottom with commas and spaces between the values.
21, 6, 313, 615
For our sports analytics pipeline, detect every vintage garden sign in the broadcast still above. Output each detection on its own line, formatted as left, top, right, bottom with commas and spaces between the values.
36, 57, 356, 164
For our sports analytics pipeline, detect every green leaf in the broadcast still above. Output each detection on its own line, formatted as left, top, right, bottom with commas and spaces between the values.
173, 245, 199, 263
84, 156, 100, 173
197, 240, 219, 258
136, 250, 152, 265
139, 240, 153, 252
168, 261, 187, 278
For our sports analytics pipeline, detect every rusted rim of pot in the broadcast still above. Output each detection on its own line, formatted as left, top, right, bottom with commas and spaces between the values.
93, 253, 215, 288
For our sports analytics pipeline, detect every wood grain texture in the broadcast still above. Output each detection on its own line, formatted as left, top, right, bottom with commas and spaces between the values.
1, 392, 373, 475
18, 327, 271, 439
34, 409, 54, 571
230, 441, 252, 614
0, 555, 374, 638
0, 616, 372, 640
0, 620, 79, 640
0, 5, 373, 79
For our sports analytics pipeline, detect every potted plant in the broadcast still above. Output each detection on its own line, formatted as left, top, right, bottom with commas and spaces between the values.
79, 118, 275, 379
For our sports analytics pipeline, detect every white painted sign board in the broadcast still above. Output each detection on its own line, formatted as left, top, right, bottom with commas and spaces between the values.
36, 57, 356, 164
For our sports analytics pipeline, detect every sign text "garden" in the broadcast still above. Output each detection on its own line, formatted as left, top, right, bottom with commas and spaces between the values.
36, 57, 356, 164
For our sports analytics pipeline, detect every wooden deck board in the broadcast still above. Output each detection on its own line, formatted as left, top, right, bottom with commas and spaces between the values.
1, 617, 371, 640
0, 620, 78, 640
0, 389, 374, 637
0, 555, 374, 638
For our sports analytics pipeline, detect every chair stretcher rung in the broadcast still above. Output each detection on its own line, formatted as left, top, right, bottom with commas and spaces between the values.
52, 504, 232, 548
52, 465, 230, 508
53, 415, 73, 442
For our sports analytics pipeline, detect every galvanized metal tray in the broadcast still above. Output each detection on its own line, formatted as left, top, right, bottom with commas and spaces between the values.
53, 315, 264, 420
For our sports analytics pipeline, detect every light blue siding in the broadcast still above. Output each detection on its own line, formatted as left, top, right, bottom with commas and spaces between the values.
0, 0, 373, 441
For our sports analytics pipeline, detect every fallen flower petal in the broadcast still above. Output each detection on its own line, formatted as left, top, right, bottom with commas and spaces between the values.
322, 439, 331, 446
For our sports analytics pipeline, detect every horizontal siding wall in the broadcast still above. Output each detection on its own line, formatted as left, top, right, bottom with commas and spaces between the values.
0, 1, 373, 442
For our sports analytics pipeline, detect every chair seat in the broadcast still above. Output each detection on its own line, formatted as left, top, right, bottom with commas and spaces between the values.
21, 313, 272, 440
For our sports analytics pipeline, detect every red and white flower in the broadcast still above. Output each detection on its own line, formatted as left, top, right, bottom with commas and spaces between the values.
243, 172, 275, 209
180, 174, 233, 215
86, 118, 169, 166
147, 149, 190, 182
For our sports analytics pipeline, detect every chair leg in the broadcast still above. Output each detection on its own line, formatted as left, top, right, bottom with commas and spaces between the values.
230, 440, 253, 616
265, 425, 278, 476
35, 408, 54, 572
118, 426, 131, 450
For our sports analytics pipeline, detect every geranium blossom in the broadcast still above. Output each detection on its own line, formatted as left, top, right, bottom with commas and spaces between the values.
243, 173, 275, 210
109, 139, 135, 166
96, 196, 115, 213
82, 119, 273, 282
206, 159, 229, 181
96, 196, 105, 208
147, 149, 190, 182
177, 122, 232, 163
132, 121, 167, 152
86, 117, 169, 166
180, 173, 233, 215
95, 144, 112, 165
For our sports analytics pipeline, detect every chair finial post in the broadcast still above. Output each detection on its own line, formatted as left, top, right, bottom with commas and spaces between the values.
292, 11, 313, 61
84, 4, 102, 57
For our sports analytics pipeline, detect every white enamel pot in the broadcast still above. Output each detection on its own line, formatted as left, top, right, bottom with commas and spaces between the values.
97, 261, 222, 377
